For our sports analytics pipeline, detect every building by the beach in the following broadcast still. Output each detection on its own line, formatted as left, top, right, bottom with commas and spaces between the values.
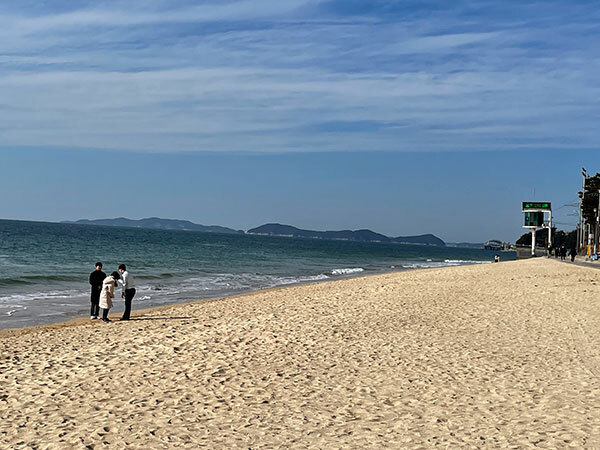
484, 239, 512, 250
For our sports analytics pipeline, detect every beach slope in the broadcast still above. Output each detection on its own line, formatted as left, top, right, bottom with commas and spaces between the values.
1, 258, 600, 448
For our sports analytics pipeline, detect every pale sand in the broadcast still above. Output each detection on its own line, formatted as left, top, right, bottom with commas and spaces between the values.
2, 258, 600, 448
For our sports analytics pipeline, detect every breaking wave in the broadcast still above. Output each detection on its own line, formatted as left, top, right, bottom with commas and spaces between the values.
331, 268, 365, 275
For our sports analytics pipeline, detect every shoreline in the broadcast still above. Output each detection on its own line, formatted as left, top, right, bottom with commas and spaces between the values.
0, 261, 493, 334
0, 266, 380, 336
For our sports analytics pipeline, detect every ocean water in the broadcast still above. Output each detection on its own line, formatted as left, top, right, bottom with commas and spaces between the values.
0, 219, 515, 329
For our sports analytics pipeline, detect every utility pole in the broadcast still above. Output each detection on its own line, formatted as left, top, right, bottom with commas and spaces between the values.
580, 168, 588, 253
595, 208, 598, 254
548, 210, 552, 248
597, 189, 600, 254
577, 196, 582, 255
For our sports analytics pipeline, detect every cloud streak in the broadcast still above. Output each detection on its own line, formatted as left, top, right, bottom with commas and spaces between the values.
0, 0, 598, 153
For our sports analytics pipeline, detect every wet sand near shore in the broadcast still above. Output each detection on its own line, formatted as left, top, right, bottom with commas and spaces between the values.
1, 258, 600, 448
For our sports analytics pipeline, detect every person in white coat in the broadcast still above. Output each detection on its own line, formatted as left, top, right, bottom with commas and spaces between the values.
99, 271, 120, 323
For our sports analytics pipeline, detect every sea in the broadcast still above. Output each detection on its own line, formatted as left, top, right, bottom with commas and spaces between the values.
0, 219, 515, 329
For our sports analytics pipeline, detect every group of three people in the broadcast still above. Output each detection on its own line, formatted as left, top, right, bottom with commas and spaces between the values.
89, 262, 136, 322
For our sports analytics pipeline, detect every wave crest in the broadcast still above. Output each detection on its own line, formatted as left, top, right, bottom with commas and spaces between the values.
331, 268, 365, 275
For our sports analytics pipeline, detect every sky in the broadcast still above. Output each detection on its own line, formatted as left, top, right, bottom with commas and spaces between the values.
1, 1, 599, 242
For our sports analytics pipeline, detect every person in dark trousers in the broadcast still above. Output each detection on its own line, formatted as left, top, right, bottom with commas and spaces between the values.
570, 248, 576, 262
89, 262, 106, 320
118, 264, 136, 321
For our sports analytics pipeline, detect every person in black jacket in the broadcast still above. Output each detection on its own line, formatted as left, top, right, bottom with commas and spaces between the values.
89, 262, 106, 320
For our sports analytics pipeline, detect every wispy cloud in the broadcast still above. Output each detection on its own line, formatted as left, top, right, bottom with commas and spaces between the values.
1, 0, 324, 34
0, 0, 598, 153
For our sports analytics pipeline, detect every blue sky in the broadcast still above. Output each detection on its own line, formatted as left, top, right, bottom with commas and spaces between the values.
1, 148, 597, 242
1, 1, 599, 241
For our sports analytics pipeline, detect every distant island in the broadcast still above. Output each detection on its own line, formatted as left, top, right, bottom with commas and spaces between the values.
64, 218, 446, 246
246, 223, 445, 246
62, 217, 243, 234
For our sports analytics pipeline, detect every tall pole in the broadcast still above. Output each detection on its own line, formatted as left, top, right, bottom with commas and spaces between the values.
597, 190, 600, 254
577, 198, 582, 253
531, 227, 536, 257
593, 207, 597, 255
548, 211, 552, 249
581, 169, 587, 252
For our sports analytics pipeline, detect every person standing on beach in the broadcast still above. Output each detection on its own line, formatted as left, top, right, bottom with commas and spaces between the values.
118, 264, 136, 321
99, 271, 120, 323
89, 262, 106, 320
570, 248, 576, 262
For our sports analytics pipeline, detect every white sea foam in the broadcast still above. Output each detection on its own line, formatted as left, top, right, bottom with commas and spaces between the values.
402, 262, 449, 269
331, 268, 365, 275
0, 289, 87, 303
175, 272, 330, 294
444, 259, 490, 264
127, 273, 332, 303
402, 259, 490, 269
274, 274, 330, 285
1, 304, 27, 316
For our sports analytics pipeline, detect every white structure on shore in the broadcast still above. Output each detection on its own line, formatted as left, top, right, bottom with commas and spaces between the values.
484, 239, 503, 250
484, 239, 512, 251
522, 202, 552, 256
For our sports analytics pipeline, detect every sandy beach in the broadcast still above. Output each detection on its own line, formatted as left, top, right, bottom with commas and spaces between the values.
1, 258, 600, 448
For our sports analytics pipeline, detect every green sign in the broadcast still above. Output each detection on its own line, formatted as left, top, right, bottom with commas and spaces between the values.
522, 202, 551, 210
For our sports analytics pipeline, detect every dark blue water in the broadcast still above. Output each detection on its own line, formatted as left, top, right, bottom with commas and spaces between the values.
0, 219, 514, 328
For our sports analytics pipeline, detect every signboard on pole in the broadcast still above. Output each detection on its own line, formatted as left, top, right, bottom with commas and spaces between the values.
524, 211, 544, 227
522, 202, 551, 212
520, 201, 553, 256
